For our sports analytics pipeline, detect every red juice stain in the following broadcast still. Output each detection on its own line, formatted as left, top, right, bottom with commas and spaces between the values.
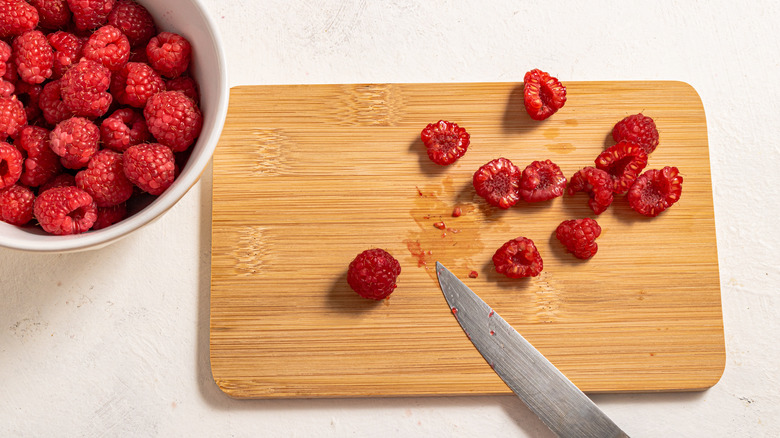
468, 270, 478, 278
452, 206, 462, 217
416, 186, 424, 196
489, 330, 495, 336
441, 232, 447, 238
405, 240, 430, 267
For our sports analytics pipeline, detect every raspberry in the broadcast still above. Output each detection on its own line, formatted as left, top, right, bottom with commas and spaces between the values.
567, 167, 614, 215
612, 113, 659, 155
13, 30, 54, 85
76, 149, 133, 207
0, 0, 39, 39
346, 248, 401, 300
48, 31, 84, 79
67, 0, 114, 31
39, 79, 74, 125
492, 236, 543, 278
165, 76, 199, 104
49, 116, 100, 169
0, 141, 24, 189
39, 171, 75, 192
0, 95, 26, 140
16, 125, 63, 187
420, 120, 470, 165
33, 185, 97, 234
523, 68, 566, 121
0, 80, 14, 98
519, 159, 567, 202
0, 183, 34, 225
556, 218, 602, 259
60, 58, 112, 118
92, 202, 126, 229
144, 90, 202, 152
83, 25, 131, 71
472, 157, 522, 209
28, 0, 71, 30
594, 140, 648, 194
110, 61, 164, 107
146, 32, 191, 78
100, 108, 149, 151
0, 41, 11, 77
123, 143, 175, 195
627, 166, 683, 217
108, 0, 156, 48
14, 81, 43, 121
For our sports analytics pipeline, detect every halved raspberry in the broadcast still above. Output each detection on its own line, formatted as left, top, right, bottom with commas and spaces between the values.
628, 166, 683, 217
39, 171, 75, 193
17, 125, 63, 187
33, 185, 97, 234
49, 116, 100, 169
0, 141, 24, 189
108, 0, 156, 48
92, 202, 126, 229
123, 143, 175, 195
13, 30, 54, 84
28, 0, 71, 30
556, 218, 602, 259
0, 0, 39, 39
420, 120, 470, 165
144, 90, 202, 152
0, 95, 26, 140
0, 183, 35, 225
48, 31, 84, 79
519, 159, 567, 202
110, 61, 164, 107
165, 76, 199, 104
100, 108, 149, 152
76, 149, 134, 207
67, 0, 114, 31
567, 167, 614, 215
613, 113, 659, 155
492, 236, 543, 278
594, 140, 648, 194
83, 25, 131, 71
473, 157, 522, 209
60, 58, 112, 118
523, 69, 566, 121
347, 248, 401, 300
146, 31, 191, 78
39, 79, 74, 125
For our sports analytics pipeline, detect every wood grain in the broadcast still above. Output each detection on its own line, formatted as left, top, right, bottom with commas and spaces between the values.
210, 81, 725, 399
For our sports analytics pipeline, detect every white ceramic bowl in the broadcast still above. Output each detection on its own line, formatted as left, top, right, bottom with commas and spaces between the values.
0, 0, 228, 252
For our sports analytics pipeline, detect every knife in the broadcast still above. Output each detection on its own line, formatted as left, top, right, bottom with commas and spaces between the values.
435, 262, 629, 438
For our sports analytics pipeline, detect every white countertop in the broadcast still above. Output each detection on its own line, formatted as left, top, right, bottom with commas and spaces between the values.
2, 1, 779, 436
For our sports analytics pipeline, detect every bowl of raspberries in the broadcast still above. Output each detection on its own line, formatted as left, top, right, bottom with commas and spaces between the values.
0, 0, 228, 251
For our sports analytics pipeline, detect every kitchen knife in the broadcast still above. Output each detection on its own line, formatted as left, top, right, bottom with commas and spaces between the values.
435, 262, 629, 438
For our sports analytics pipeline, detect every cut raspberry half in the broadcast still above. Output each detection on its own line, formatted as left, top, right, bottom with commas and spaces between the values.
567, 167, 614, 215
556, 218, 602, 259
33, 185, 97, 234
613, 113, 659, 155
347, 248, 401, 300
594, 140, 648, 194
523, 69, 566, 121
492, 236, 543, 278
0, 141, 24, 189
420, 120, 470, 165
519, 159, 567, 202
0, 183, 35, 226
628, 166, 683, 217
473, 157, 521, 209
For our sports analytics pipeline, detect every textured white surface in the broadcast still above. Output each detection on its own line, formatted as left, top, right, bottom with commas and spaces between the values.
2, 0, 779, 436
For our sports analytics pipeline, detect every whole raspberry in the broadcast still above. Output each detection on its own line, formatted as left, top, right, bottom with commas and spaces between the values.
612, 113, 659, 155
48, 31, 84, 79
472, 157, 522, 209
39, 79, 74, 125
0, 41, 11, 77
110, 61, 164, 107
92, 202, 126, 229
49, 116, 100, 169
76, 149, 134, 207
100, 108, 149, 151
28, 0, 71, 30
33, 185, 97, 234
108, 0, 156, 48
83, 25, 131, 71
67, 0, 115, 31
420, 120, 470, 165
0, 80, 14, 98
144, 90, 202, 152
16, 125, 63, 187
346, 248, 401, 300
0, 141, 23, 189
567, 167, 614, 215
556, 218, 602, 259
628, 167, 683, 217
146, 32, 191, 78
0, 0, 39, 39
523, 68, 566, 121
60, 58, 112, 118
0, 183, 34, 225
39, 171, 75, 193
0, 95, 27, 140
519, 159, 567, 202
123, 143, 175, 195
492, 236, 543, 278
12, 30, 55, 85
594, 140, 648, 194
165, 76, 199, 104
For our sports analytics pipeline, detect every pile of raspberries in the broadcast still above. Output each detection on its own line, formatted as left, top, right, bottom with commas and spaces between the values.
0, 0, 202, 235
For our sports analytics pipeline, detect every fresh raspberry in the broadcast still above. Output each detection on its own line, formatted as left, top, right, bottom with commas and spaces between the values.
0, 141, 24, 189
83, 25, 131, 71
519, 159, 567, 202
48, 31, 84, 79
12, 30, 55, 84
0, 80, 14, 98
146, 32, 191, 78
627, 167, 683, 217
123, 143, 175, 195
108, 0, 156, 48
346, 248, 401, 300
100, 108, 149, 152
75, 149, 133, 207
33, 185, 97, 234
420, 120, 470, 165
67, 0, 115, 31
556, 218, 602, 259
165, 76, 199, 104
92, 202, 126, 229
49, 116, 100, 169
28, 0, 71, 30
612, 113, 659, 155
0, 0, 39, 39
16, 125, 63, 187
0, 41, 11, 77
14, 81, 43, 121
492, 236, 543, 278
0, 183, 35, 225
144, 90, 202, 152
472, 157, 521, 209
0, 95, 26, 140
523, 69, 566, 121
39, 171, 75, 192
60, 58, 112, 118
39, 79, 74, 125
594, 140, 648, 194
110, 61, 164, 107
567, 167, 614, 215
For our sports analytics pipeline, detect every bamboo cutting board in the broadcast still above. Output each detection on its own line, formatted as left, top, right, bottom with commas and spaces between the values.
210, 81, 724, 398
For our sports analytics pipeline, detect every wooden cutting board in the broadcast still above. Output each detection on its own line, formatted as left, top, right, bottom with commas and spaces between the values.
210, 81, 724, 399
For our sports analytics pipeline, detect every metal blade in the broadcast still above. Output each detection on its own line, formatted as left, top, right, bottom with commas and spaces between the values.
435, 262, 629, 438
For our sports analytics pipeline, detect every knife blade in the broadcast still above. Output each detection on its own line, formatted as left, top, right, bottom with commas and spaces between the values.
435, 262, 629, 438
